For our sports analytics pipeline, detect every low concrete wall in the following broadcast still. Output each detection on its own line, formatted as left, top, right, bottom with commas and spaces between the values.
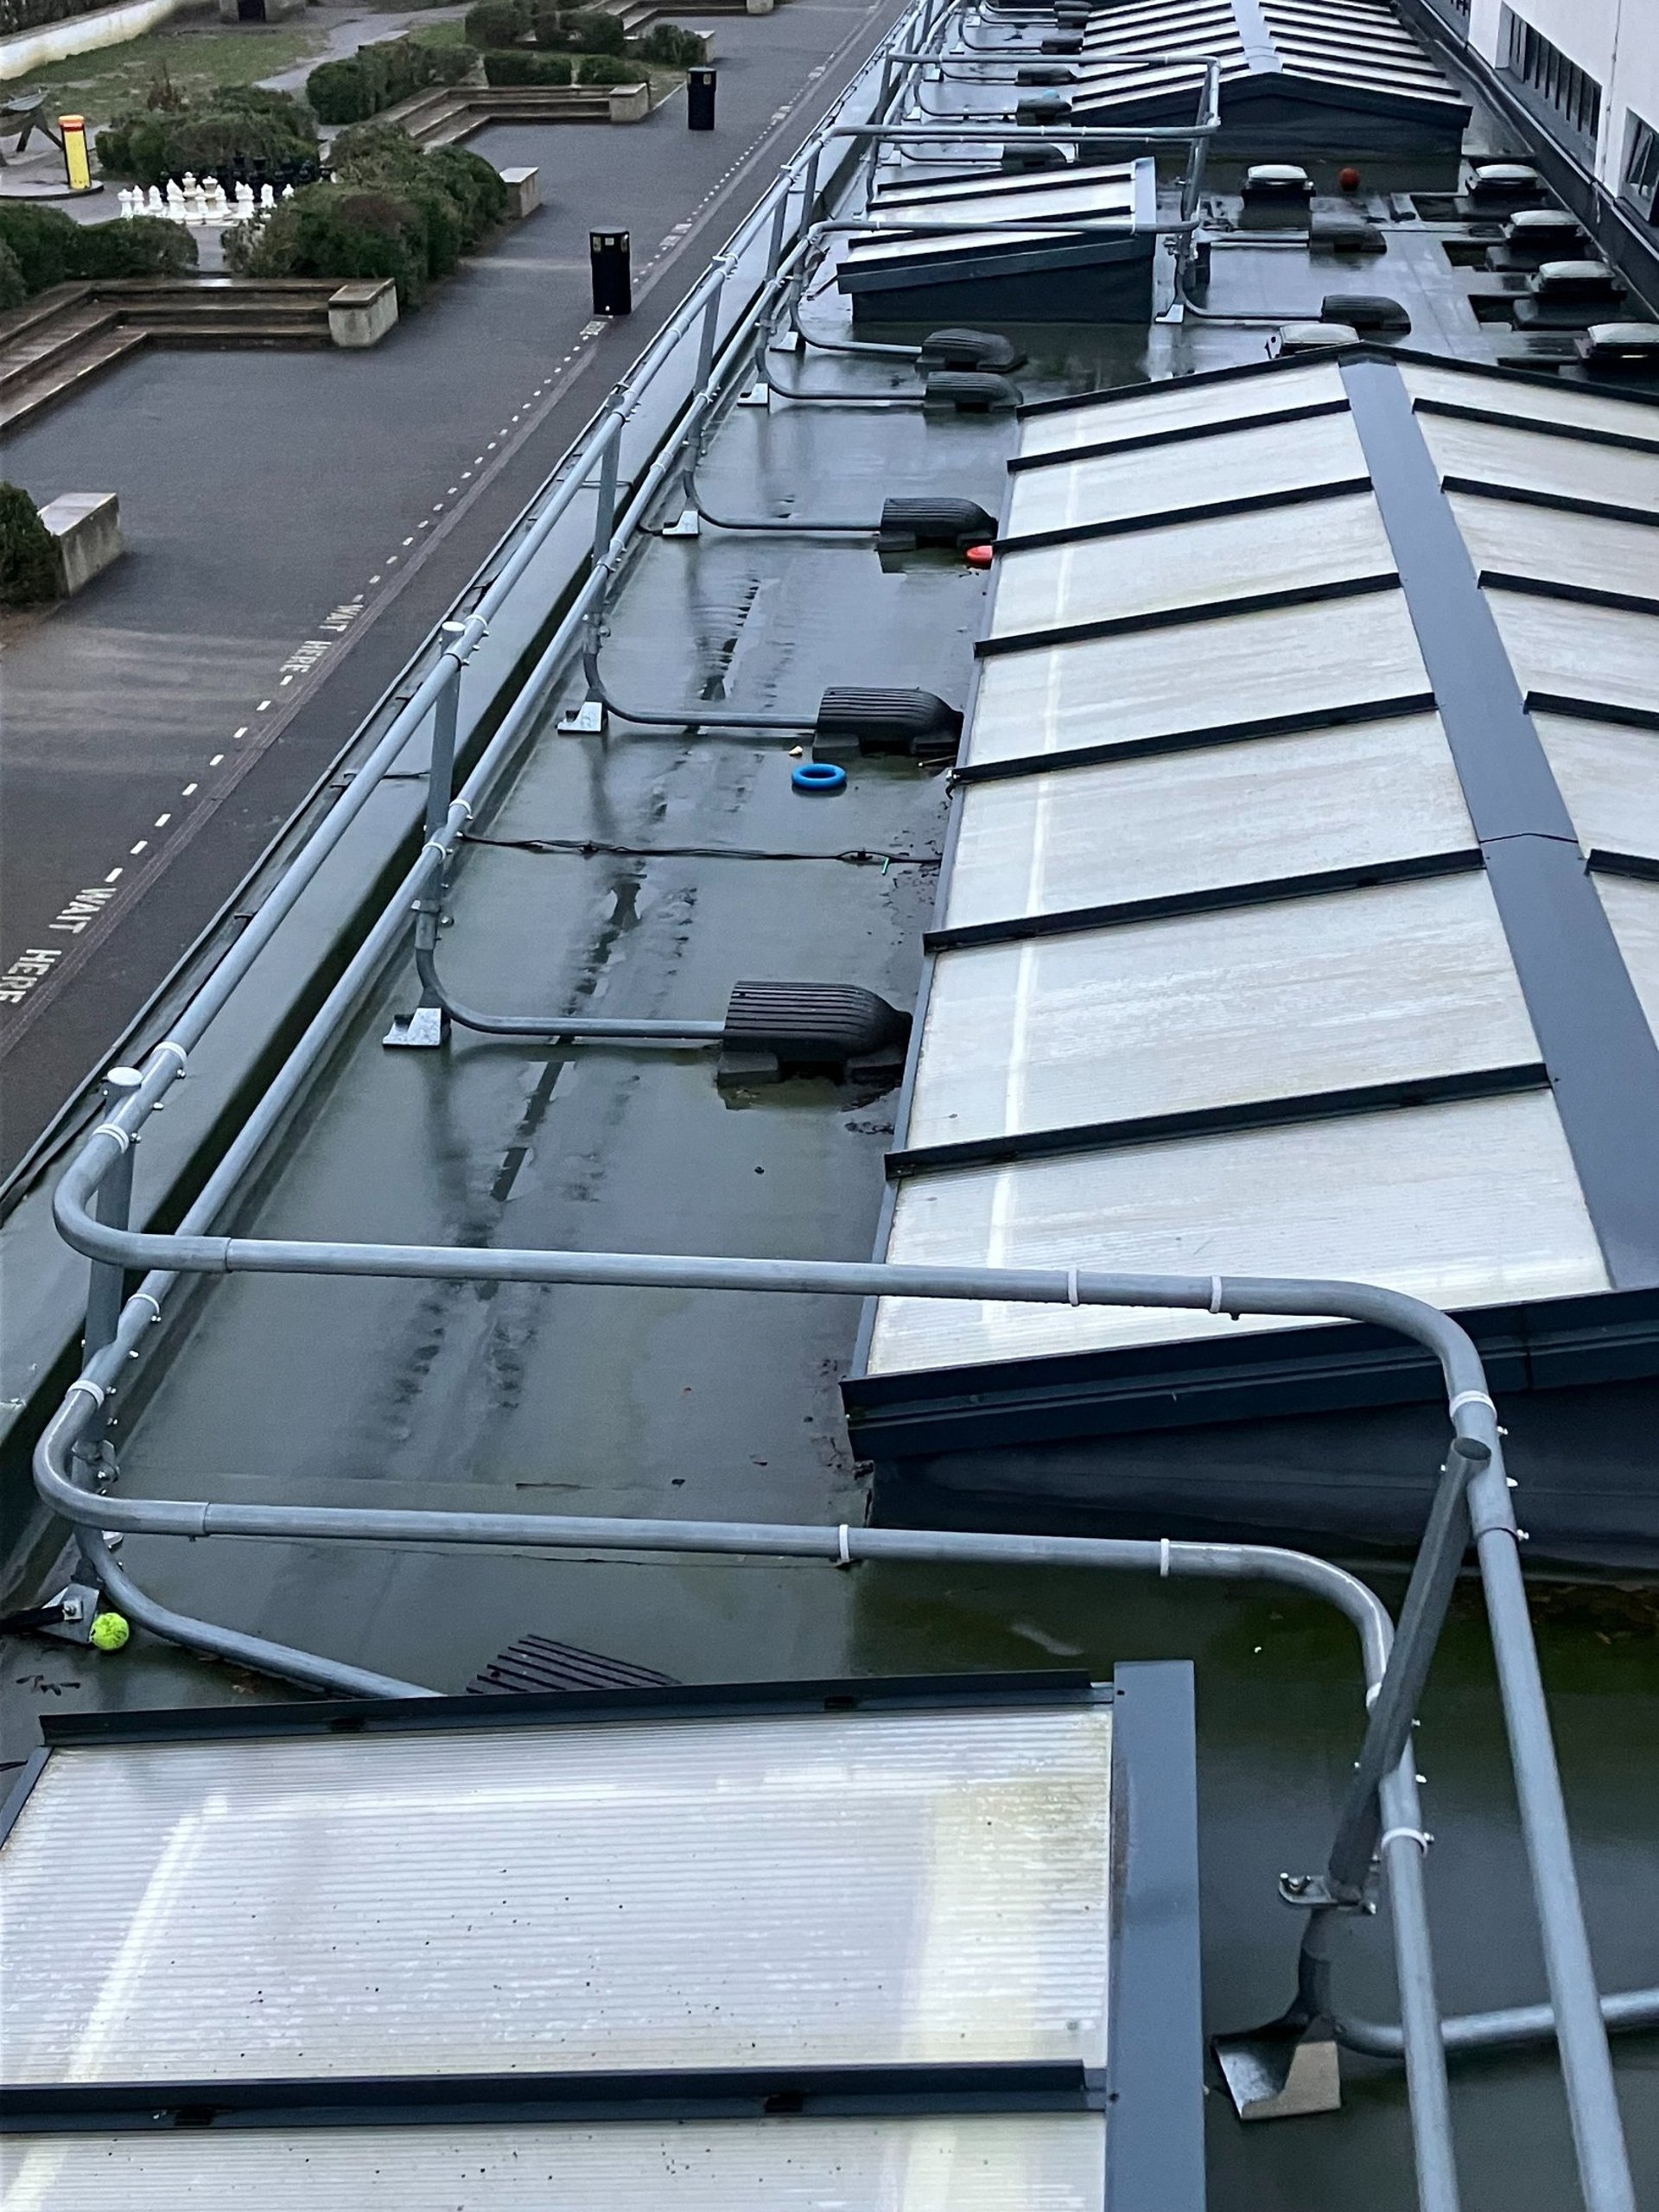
0, 0, 189, 82
607, 82, 650, 122
39, 491, 121, 594
327, 279, 398, 348
498, 163, 541, 219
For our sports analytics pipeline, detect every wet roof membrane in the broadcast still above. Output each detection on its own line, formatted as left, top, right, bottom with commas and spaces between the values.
860, 351, 1659, 1391
1065, 0, 1469, 150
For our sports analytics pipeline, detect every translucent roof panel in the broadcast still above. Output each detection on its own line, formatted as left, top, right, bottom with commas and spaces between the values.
869, 1092, 1608, 1375
1007, 404, 1369, 537
1417, 410, 1659, 515
943, 715, 1474, 932
906, 874, 1535, 1149
990, 493, 1394, 635
1019, 360, 1346, 461
1535, 715, 1659, 861
0, 1706, 1113, 2085
1401, 360, 1659, 447
1486, 592, 1659, 718
965, 590, 1427, 766
1594, 873, 1659, 1051
862, 177, 1139, 236
875, 164, 1139, 208
1449, 493, 1659, 598
0, 2116, 1109, 2212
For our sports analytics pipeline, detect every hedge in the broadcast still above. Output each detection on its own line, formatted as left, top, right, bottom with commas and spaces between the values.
575, 51, 634, 81
482, 48, 571, 84
635, 21, 704, 64
0, 203, 199, 298
0, 483, 60, 607
96, 86, 317, 189
307, 35, 477, 124
229, 137, 508, 306
464, 0, 528, 47
0, 0, 109, 38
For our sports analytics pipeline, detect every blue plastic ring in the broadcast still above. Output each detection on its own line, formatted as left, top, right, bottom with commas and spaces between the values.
791, 760, 847, 794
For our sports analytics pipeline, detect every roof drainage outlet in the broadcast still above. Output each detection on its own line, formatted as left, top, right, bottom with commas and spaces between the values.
1320, 292, 1411, 334
813, 685, 963, 760
918, 327, 1027, 372
922, 370, 1024, 414
717, 982, 912, 1088
877, 496, 1001, 550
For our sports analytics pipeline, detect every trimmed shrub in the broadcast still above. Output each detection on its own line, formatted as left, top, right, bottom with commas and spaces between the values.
426, 40, 480, 85
0, 483, 60, 607
0, 238, 26, 314
636, 21, 704, 65
427, 143, 510, 242
563, 9, 626, 53
464, 0, 529, 46
0, 203, 77, 294
97, 90, 316, 188
65, 215, 198, 281
307, 37, 475, 124
575, 51, 635, 82
483, 48, 571, 83
306, 60, 372, 124
238, 184, 428, 303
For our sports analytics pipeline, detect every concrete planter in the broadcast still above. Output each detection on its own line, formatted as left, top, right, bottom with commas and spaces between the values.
327, 280, 398, 349
607, 82, 650, 122
39, 492, 121, 595
499, 164, 541, 219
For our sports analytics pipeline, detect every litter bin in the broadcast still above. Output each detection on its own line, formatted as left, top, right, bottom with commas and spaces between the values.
590, 230, 632, 316
688, 67, 716, 130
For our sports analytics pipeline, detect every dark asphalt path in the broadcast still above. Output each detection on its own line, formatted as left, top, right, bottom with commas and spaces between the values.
0, 0, 902, 1179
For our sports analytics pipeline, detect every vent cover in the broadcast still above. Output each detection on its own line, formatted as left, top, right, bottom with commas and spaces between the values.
922, 370, 1024, 414
917, 327, 1027, 372
815, 685, 963, 758
878, 496, 1001, 550
719, 982, 912, 1085
1321, 292, 1411, 333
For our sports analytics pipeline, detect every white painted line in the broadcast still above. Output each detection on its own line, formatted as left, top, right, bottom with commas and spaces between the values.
105, 868, 123, 883
402, 537, 415, 547
256, 701, 271, 712
280, 674, 293, 684
232, 726, 248, 740
154, 814, 171, 828
369, 574, 381, 585
130, 841, 147, 855
181, 782, 198, 796
209, 754, 225, 766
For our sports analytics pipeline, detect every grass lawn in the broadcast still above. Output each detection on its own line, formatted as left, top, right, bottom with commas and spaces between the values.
16, 6, 328, 131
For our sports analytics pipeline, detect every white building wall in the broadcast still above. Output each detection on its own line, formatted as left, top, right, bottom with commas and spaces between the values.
1460, 0, 1659, 193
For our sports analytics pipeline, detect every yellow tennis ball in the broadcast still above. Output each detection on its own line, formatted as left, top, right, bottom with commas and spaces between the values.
90, 1611, 130, 1651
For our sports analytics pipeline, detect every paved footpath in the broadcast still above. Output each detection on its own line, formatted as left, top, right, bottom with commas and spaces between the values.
0, 0, 903, 1179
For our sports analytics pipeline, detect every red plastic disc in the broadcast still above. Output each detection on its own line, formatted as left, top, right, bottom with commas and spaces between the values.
964, 543, 995, 568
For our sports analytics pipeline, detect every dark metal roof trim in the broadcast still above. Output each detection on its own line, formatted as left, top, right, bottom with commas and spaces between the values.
1523, 694, 1659, 734
976, 572, 1397, 658
1480, 572, 1659, 622
1006, 397, 1352, 472
885, 1064, 1549, 1177
0, 2060, 1104, 2136
1587, 849, 1659, 886
1342, 355, 1659, 1289
37, 1669, 1097, 1748
994, 476, 1373, 553
924, 848, 1484, 952
951, 693, 1439, 786
1411, 394, 1659, 457
1440, 477, 1659, 532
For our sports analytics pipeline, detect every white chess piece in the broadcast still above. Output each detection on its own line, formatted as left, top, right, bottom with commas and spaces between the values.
206, 178, 228, 224
235, 181, 256, 218
280, 182, 295, 201
118, 187, 136, 219
259, 182, 276, 211
165, 177, 186, 221
147, 185, 165, 217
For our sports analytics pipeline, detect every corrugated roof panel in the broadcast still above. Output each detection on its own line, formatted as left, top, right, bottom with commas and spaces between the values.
1450, 493, 1659, 598
1536, 716, 1659, 861
1017, 359, 1347, 460
1400, 360, 1659, 445
906, 874, 1536, 1149
869, 1092, 1609, 1374
0, 1707, 1113, 2085
0, 2116, 1109, 2212
965, 591, 1427, 766
1487, 592, 1658, 717
1417, 410, 1659, 514
990, 493, 1394, 632
942, 715, 1475, 933
1005, 407, 1369, 537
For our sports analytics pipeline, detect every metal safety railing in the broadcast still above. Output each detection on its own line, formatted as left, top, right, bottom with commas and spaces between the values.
16, 3, 1656, 2209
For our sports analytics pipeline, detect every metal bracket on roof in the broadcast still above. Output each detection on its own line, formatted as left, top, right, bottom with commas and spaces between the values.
556, 697, 607, 735
661, 507, 702, 538
1278, 1872, 1375, 1913
737, 380, 772, 408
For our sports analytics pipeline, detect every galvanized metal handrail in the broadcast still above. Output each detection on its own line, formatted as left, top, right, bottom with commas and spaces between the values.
20, 2, 1645, 2205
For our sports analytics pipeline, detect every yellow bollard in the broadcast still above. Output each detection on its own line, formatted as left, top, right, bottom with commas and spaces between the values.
60, 114, 91, 193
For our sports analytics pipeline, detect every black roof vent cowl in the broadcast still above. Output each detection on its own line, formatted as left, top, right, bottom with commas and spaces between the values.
922, 370, 1024, 414
718, 982, 912, 1088
1003, 139, 1071, 168
877, 497, 1001, 551
1015, 65, 1076, 87
1309, 213, 1385, 253
1321, 292, 1411, 334
918, 327, 1027, 372
813, 687, 963, 760
1017, 92, 1073, 121
1040, 30, 1084, 52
